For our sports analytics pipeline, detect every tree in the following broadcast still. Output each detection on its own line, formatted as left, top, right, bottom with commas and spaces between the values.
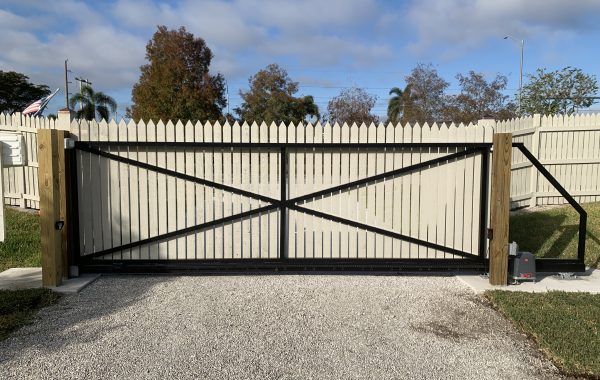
326, 87, 379, 125
403, 63, 449, 124
130, 26, 226, 122
235, 64, 319, 124
520, 67, 598, 115
69, 85, 117, 121
443, 71, 516, 124
0, 71, 50, 114
387, 84, 415, 125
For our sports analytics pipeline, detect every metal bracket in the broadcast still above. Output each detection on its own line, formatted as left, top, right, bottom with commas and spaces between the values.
64, 138, 75, 149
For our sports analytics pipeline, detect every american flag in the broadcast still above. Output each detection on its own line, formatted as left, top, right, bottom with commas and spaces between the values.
22, 89, 59, 116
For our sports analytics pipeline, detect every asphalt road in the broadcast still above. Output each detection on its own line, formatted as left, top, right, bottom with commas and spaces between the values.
0, 275, 566, 379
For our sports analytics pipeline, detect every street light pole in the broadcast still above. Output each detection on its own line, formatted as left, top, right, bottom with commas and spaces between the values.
64, 60, 70, 109
504, 36, 524, 114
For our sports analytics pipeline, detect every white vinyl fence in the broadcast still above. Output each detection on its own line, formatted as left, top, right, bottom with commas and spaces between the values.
494, 114, 600, 209
70, 119, 491, 261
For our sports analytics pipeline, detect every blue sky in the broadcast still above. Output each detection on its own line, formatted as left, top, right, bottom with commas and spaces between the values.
2, 0, 600, 120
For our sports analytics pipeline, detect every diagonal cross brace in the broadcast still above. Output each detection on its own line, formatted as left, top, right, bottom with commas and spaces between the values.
77, 144, 279, 204
289, 147, 481, 205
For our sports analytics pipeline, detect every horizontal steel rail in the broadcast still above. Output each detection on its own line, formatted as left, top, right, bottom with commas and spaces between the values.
79, 258, 488, 274
76, 141, 493, 149
80, 258, 585, 274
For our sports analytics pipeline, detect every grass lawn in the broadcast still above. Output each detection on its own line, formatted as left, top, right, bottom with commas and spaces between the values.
0, 207, 41, 272
0, 207, 54, 341
486, 291, 600, 378
510, 201, 600, 268
0, 288, 61, 340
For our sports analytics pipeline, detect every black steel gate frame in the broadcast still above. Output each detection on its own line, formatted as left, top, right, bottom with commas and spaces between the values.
68, 140, 586, 273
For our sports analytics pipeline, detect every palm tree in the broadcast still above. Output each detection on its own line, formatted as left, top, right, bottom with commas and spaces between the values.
69, 85, 117, 121
387, 84, 412, 125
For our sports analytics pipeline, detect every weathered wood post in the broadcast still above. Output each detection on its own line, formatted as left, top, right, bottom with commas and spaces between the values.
38, 129, 63, 286
489, 133, 512, 286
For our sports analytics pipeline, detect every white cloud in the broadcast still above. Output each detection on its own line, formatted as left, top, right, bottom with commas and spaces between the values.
406, 0, 600, 54
0, 9, 33, 29
1, 0, 395, 111
110, 0, 388, 76
262, 33, 391, 67
237, 0, 376, 31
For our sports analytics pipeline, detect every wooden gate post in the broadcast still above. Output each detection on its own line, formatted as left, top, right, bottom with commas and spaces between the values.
489, 133, 512, 286
38, 129, 63, 287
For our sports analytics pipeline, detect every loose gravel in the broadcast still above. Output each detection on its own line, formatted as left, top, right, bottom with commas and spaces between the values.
0, 275, 567, 379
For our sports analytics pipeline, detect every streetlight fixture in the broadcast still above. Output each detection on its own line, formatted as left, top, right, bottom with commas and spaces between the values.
504, 35, 524, 114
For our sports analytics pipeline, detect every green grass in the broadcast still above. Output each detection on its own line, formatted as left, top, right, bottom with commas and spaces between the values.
486, 291, 600, 378
0, 207, 41, 272
510, 201, 600, 268
0, 288, 61, 340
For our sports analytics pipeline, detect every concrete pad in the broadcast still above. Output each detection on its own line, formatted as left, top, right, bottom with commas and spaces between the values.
48, 274, 101, 294
457, 268, 600, 294
0, 267, 100, 294
0, 268, 42, 290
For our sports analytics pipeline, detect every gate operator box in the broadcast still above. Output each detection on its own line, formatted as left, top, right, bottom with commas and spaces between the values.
509, 251, 536, 281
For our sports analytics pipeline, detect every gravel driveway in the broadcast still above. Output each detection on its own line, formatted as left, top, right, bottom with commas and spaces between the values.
0, 275, 565, 379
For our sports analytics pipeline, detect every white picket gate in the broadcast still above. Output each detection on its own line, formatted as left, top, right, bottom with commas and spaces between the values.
69, 119, 492, 266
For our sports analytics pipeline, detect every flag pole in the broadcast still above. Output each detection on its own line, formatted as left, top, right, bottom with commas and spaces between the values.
33, 88, 60, 117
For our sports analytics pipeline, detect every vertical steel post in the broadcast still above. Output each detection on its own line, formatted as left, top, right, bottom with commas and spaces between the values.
478, 148, 490, 261
578, 212, 587, 262
280, 146, 287, 259
68, 146, 81, 273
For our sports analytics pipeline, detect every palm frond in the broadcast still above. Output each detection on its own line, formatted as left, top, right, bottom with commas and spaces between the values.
96, 105, 110, 121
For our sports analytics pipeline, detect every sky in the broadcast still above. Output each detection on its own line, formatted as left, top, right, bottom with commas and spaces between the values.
2, 0, 600, 120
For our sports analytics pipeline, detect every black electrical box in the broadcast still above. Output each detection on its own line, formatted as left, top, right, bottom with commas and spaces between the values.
509, 251, 536, 281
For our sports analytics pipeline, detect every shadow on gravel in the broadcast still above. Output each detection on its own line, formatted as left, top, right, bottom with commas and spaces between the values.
0, 275, 174, 363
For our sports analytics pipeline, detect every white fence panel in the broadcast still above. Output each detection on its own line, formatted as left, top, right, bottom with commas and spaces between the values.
1, 111, 598, 261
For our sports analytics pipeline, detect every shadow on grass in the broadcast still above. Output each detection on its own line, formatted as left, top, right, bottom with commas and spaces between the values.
510, 212, 574, 258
